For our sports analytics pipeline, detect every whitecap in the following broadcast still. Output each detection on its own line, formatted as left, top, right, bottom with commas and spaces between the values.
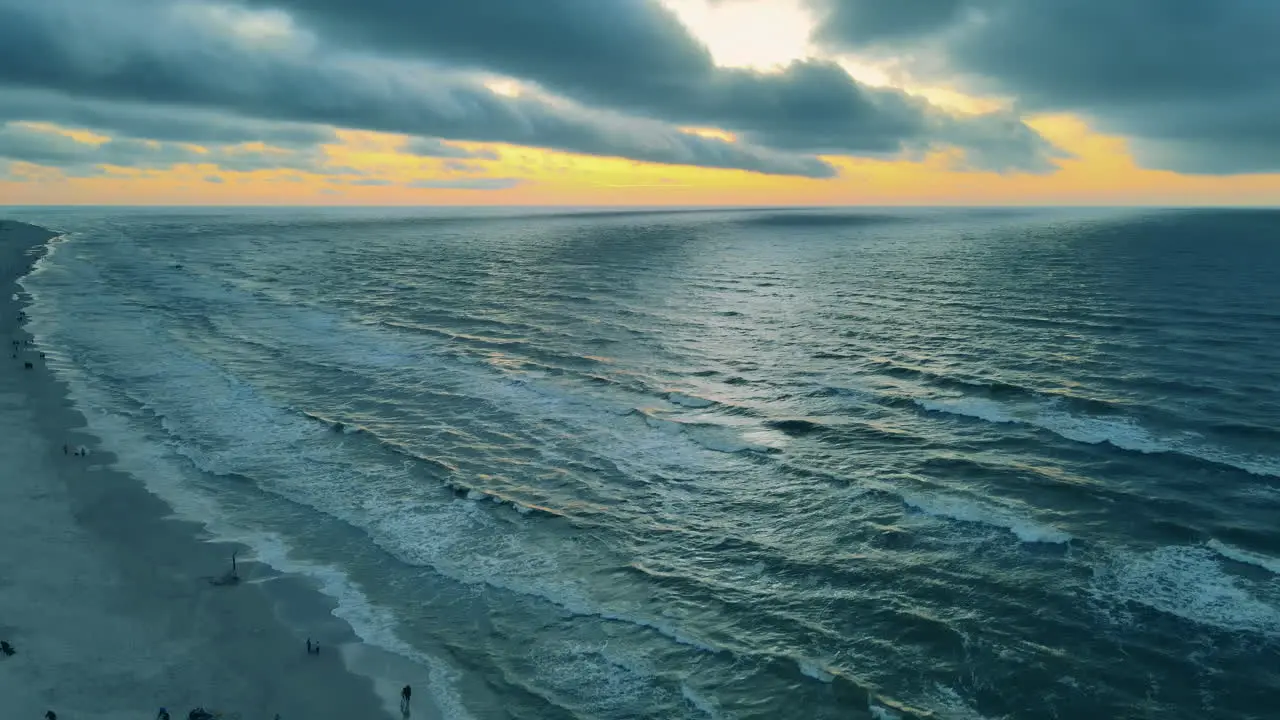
899, 489, 1072, 544
1090, 545, 1280, 637
1207, 539, 1280, 575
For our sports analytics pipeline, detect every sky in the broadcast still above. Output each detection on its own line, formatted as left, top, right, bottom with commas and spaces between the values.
1, 0, 1278, 206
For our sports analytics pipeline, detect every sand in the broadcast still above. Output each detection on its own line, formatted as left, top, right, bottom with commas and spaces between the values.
0, 220, 407, 720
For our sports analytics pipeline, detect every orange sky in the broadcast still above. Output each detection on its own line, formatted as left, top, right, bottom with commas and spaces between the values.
5, 114, 1278, 207
2, 0, 1278, 207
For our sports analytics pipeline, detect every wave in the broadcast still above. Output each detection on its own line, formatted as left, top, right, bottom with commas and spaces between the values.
897, 488, 1072, 544
915, 395, 1280, 478
300, 409, 366, 435
667, 391, 716, 408
862, 362, 1125, 417
1090, 545, 1280, 637
1207, 539, 1280, 575
764, 418, 829, 437
628, 408, 778, 454
680, 684, 725, 720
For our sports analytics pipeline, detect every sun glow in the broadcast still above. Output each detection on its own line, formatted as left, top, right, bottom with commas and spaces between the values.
483, 78, 523, 98
680, 126, 737, 143
13, 121, 111, 145
661, 0, 816, 70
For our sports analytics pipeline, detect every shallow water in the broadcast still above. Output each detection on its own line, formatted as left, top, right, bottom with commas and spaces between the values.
11, 205, 1280, 719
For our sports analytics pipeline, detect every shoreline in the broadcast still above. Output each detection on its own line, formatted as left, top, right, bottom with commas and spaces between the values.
0, 220, 412, 719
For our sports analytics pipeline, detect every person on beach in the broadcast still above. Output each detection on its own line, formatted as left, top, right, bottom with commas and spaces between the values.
400, 685, 412, 716
209, 551, 240, 586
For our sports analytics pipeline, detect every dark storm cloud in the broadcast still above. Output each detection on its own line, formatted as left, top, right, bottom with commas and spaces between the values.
808, 0, 966, 45
235, 0, 1057, 171
703, 60, 1058, 171
809, 0, 1280, 174
0, 0, 836, 178
0, 89, 337, 147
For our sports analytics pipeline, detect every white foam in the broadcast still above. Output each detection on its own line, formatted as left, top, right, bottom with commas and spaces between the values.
869, 705, 903, 720
680, 684, 725, 719
797, 659, 835, 683
682, 424, 776, 454
634, 408, 775, 454
1207, 539, 1280, 575
917, 397, 1016, 425
921, 684, 992, 720
917, 395, 1280, 477
525, 639, 669, 715
1090, 545, 1280, 637
899, 489, 1071, 544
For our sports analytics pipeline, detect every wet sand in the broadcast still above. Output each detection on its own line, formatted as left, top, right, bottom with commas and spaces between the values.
0, 220, 405, 720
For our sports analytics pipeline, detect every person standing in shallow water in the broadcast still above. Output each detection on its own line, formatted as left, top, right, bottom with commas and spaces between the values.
400, 684, 412, 716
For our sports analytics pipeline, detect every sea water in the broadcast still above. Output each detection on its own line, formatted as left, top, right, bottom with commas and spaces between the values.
10, 205, 1280, 719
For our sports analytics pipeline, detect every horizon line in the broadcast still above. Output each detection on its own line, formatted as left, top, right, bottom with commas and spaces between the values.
3, 203, 1278, 210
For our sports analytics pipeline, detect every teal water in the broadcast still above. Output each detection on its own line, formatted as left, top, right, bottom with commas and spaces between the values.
12, 206, 1280, 719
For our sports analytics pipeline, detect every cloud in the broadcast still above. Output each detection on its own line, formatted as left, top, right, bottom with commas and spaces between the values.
0, 120, 343, 177
0, 0, 838, 178
808, 0, 966, 45
402, 137, 498, 160
0, 122, 204, 174
221, 0, 1058, 170
407, 178, 523, 190
809, 0, 1280, 174
0, 88, 337, 147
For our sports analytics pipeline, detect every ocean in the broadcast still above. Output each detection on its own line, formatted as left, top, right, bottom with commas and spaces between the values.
8, 206, 1280, 719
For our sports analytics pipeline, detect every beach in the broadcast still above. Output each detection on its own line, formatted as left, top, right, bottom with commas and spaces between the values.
0, 219, 401, 720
